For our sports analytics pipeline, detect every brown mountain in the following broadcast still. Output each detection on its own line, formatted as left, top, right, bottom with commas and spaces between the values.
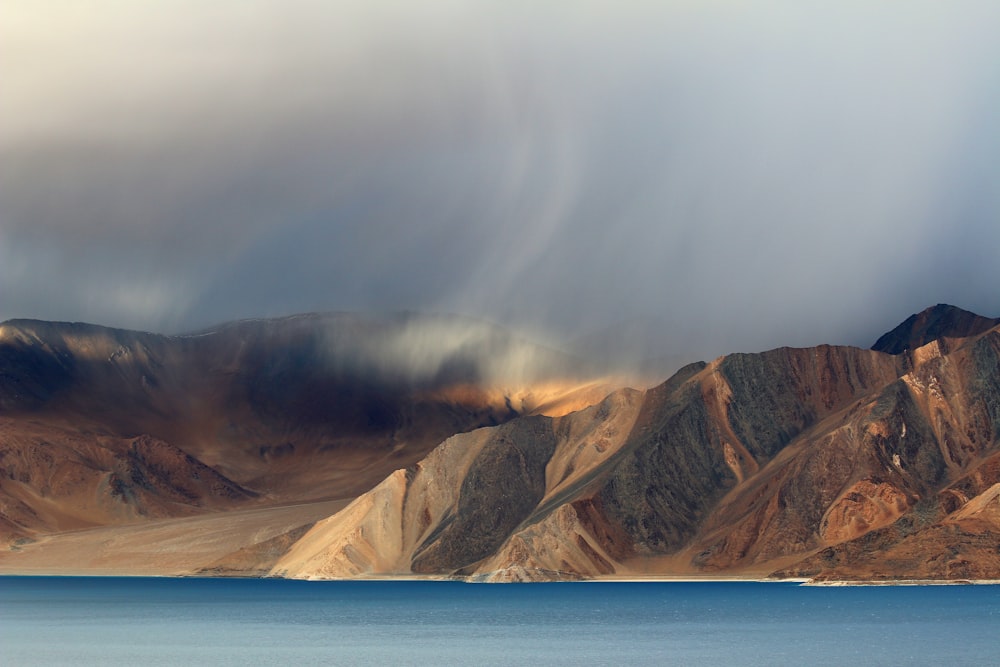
269, 305, 1000, 582
0, 313, 614, 554
871, 303, 1000, 355
3, 305, 999, 582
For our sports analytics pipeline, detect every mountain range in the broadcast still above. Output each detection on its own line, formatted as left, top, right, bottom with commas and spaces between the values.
1, 304, 998, 582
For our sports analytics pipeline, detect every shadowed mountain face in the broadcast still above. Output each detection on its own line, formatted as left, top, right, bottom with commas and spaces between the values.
268, 305, 1000, 582
871, 304, 1000, 355
3, 305, 1000, 582
0, 313, 610, 546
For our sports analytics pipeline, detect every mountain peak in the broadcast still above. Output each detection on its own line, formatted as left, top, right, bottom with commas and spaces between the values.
871, 304, 999, 354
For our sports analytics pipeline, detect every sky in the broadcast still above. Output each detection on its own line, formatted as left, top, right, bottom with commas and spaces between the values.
2, 1, 999, 365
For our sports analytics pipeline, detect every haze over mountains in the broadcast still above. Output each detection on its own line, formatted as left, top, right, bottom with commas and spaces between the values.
0, 313, 621, 553
1, 304, 999, 582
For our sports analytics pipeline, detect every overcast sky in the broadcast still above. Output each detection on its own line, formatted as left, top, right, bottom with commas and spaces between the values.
2, 1, 999, 363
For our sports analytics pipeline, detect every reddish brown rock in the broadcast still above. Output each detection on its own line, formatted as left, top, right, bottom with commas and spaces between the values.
4, 306, 1000, 582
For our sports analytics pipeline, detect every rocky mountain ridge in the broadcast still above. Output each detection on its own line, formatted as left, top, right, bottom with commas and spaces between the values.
269, 305, 1000, 581
2, 305, 999, 582
0, 313, 612, 547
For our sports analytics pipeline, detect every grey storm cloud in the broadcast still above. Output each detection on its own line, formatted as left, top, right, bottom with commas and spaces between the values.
2, 0, 1000, 366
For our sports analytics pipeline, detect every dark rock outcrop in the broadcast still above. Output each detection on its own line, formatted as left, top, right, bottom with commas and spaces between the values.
871, 304, 999, 355
275, 306, 1000, 581
5, 306, 1000, 581
0, 313, 604, 545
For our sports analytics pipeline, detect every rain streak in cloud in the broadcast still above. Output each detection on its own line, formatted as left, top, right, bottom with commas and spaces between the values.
2, 0, 1000, 366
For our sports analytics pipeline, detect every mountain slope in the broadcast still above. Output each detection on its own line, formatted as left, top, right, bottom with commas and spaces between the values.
3, 305, 999, 581
0, 313, 615, 548
871, 303, 999, 355
267, 305, 1000, 581
270, 388, 644, 579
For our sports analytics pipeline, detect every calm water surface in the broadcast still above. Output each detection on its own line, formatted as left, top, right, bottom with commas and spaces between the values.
1, 577, 997, 666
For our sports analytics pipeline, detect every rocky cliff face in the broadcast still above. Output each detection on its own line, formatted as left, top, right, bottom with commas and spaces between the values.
270, 305, 1000, 581
270, 389, 644, 579
4, 305, 1000, 581
0, 314, 610, 546
871, 303, 999, 355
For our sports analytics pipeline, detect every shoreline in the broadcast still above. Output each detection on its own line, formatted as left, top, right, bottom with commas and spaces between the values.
1, 569, 998, 586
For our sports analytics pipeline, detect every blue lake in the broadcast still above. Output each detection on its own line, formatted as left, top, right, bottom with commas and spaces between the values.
1, 577, 997, 665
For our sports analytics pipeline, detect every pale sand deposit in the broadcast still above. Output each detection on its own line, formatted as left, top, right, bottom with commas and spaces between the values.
0, 499, 349, 576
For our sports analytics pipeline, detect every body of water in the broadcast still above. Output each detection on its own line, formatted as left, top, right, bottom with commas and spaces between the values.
1, 577, 997, 666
